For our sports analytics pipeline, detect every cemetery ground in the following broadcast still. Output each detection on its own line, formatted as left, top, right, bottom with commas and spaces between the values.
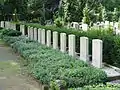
1, 0, 120, 89
1, 22, 120, 89
0, 39, 41, 90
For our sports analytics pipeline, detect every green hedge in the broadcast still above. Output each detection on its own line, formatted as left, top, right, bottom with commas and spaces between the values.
1, 29, 107, 88
1, 29, 22, 36
15, 22, 120, 68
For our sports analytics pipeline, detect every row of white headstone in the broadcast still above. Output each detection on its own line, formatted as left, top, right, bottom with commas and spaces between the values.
70, 22, 88, 31
1, 21, 16, 30
94, 21, 120, 35
1, 21, 103, 68
70, 21, 119, 32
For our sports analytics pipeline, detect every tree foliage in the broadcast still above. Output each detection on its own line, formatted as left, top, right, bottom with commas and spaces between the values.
0, 0, 120, 23
0, 0, 28, 20
59, 0, 120, 23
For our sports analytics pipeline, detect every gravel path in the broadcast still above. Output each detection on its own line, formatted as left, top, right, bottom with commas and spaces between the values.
0, 40, 41, 90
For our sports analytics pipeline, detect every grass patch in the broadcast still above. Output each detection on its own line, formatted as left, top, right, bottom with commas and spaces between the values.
0, 39, 5, 45
0, 61, 20, 75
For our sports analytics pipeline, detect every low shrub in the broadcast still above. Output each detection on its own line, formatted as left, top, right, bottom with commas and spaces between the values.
69, 83, 120, 90
59, 67, 107, 87
1, 29, 22, 37
1, 33, 107, 88
22, 42, 107, 87
2, 36, 29, 45
11, 41, 39, 54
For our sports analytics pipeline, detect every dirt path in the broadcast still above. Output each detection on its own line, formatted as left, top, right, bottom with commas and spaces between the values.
0, 40, 41, 90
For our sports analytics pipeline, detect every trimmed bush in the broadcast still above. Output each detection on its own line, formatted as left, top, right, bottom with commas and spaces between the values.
2, 36, 30, 45
69, 83, 120, 90
14, 41, 107, 87
59, 68, 107, 87
1, 29, 22, 37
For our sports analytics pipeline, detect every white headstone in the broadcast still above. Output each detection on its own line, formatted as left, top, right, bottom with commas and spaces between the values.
9, 22, 12, 29
110, 22, 114, 27
10, 23, 14, 30
115, 29, 120, 35
29, 27, 31, 39
1, 21, 4, 28
12, 23, 16, 30
80, 37, 89, 62
93, 23, 99, 29
5, 21, 8, 29
20, 25, 25, 35
114, 22, 119, 29
6, 21, 10, 29
82, 24, 88, 31
8, 22, 10, 29
60, 33, 66, 53
100, 22, 104, 28
38, 28, 41, 43
41, 29, 45, 44
79, 25, 82, 29
47, 30, 51, 47
75, 23, 79, 29
53, 31, 58, 49
30, 27, 34, 40
92, 39, 103, 68
34, 28, 37, 41
27, 26, 30, 38
71, 22, 79, 29
104, 21, 109, 29
68, 34, 75, 57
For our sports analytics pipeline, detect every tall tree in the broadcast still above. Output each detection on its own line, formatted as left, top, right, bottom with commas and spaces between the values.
27, 0, 60, 24
60, 0, 103, 22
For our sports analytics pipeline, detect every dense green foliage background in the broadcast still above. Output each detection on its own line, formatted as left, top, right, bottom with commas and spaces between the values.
0, 0, 120, 23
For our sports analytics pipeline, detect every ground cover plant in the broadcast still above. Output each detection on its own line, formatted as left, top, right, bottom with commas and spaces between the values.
0, 29, 107, 88
68, 83, 120, 90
